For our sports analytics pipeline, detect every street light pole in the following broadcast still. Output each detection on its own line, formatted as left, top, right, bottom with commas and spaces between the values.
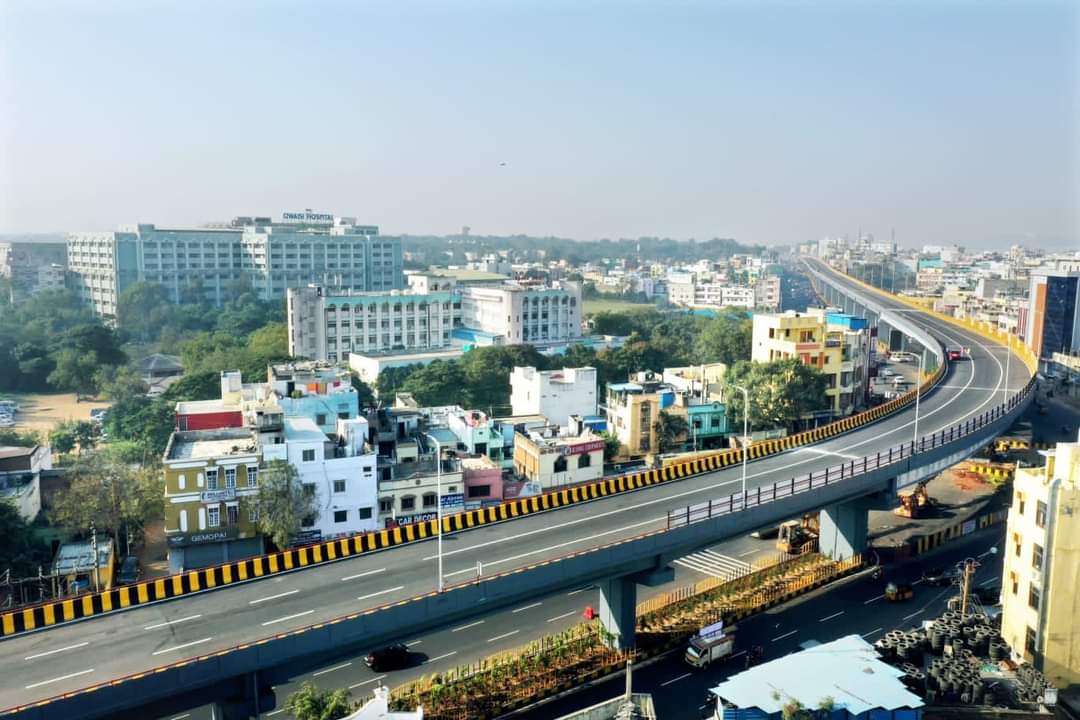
1003, 332, 1012, 407
425, 433, 444, 592
912, 350, 925, 451
733, 384, 750, 501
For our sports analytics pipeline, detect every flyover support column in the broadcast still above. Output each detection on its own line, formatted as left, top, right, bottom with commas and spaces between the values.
818, 497, 872, 561
597, 563, 675, 650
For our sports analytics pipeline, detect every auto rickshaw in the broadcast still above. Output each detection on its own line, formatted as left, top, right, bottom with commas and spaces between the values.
885, 581, 913, 602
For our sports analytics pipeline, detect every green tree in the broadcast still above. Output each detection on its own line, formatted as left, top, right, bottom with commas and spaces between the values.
725, 359, 828, 431
0, 502, 48, 577
0, 429, 41, 447
599, 430, 622, 461
47, 348, 102, 397
375, 365, 421, 404
350, 375, 375, 407
399, 360, 467, 407
652, 410, 689, 453
695, 310, 752, 365
117, 282, 176, 342
285, 682, 352, 720
48, 421, 78, 455
249, 460, 317, 550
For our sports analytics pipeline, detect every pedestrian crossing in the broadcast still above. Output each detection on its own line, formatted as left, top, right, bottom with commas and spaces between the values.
673, 549, 752, 581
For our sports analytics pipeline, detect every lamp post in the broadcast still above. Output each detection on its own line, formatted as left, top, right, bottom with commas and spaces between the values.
424, 433, 444, 592
733, 384, 750, 501
1003, 332, 1012, 407
912, 350, 925, 451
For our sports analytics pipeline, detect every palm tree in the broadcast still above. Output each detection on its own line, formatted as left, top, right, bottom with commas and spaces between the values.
652, 410, 689, 453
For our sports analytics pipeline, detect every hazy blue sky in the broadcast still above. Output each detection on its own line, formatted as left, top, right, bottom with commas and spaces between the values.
1, 1, 1077, 248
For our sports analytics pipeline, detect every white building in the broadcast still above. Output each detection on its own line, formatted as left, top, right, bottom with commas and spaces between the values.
349, 348, 465, 385
67, 213, 401, 321
721, 286, 755, 308
512, 426, 605, 490
510, 366, 598, 425
287, 285, 461, 362
458, 282, 582, 345
278, 417, 378, 541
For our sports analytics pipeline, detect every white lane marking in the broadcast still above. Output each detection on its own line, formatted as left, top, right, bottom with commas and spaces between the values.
864, 594, 884, 604
978, 549, 995, 558
349, 674, 387, 689
912, 578, 925, 585
772, 630, 798, 642
661, 672, 692, 687
169, 715, 191, 720
512, 602, 543, 613
358, 586, 405, 602
797, 447, 859, 460
451, 620, 485, 632
730, 650, 746, 659
674, 550, 750, 580
424, 651, 458, 664
261, 610, 314, 626
567, 586, 592, 596
487, 630, 520, 643
819, 611, 844, 622
25, 668, 95, 690
151, 637, 214, 655
862, 627, 884, 638
266, 709, 286, 716
342, 568, 387, 582
144, 615, 202, 630
24, 641, 90, 661
406, 640, 423, 647
547, 611, 577, 623
249, 589, 299, 605
738, 549, 758, 558
903, 610, 923, 620
980, 578, 998, 587
312, 662, 352, 677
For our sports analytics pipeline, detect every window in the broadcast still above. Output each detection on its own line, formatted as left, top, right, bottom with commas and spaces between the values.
302, 449, 316, 462
1014, 533, 1022, 557
422, 493, 437, 509
316, 414, 327, 426
334, 510, 348, 523
338, 411, 349, 419
225, 467, 236, 489
401, 496, 416, 511
333, 479, 346, 494
301, 514, 315, 528
247, 466, 258, 487
468, 485, 491, 498
1028, 585, 1041, 610
178, 473, 186, 490
378, 497, 393, 513
1025, 627, 1037, 656
554, 456, 568, 473
358, 507, 373, 520
1017, 492, 1026, 515
578, 453, 591, 469
1033, 543, 1044, 571
207, 506, 220, 528
206, 469, 218, 490
1010, 572, 1019, 595
1035, 501, 1047, 528
227, 505, 239, 525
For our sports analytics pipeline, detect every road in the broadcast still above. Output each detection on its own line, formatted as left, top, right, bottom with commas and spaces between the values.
0, 269, 1029, 712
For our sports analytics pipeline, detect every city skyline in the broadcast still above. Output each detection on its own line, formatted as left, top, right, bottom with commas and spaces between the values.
1, 1, 1077, 249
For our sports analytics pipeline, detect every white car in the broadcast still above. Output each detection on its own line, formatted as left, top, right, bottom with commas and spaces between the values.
879, 368, 896, 377
888, 354, 909, 363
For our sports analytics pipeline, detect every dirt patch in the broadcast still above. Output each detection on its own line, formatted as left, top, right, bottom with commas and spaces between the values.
0, 393, 111, 435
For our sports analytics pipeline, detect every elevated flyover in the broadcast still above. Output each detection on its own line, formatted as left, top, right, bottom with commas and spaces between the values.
2, 263, 1035, 719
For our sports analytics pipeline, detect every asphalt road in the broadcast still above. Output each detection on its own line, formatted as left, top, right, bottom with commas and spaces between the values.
0, 270, 1030, 711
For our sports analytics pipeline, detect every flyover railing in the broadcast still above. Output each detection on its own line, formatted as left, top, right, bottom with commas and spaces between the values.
669, 373, 1036, 528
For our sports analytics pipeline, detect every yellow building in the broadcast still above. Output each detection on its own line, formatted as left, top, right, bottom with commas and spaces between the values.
750, 309, 869, 416
512, 427, 605, 489
162, 428, 265, 572
1000, 441, 1080, 687
605, 371, 690, 457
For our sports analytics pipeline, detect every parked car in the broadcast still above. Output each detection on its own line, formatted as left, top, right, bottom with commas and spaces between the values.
116, 556, 141, 585
89, 408, 109, 424
879, 368, 896, 377
365, 643, 410, 671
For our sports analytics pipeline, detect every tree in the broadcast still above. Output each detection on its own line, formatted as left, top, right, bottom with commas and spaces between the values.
399, 360, 467, 407
0, 429, 41, 447
695, 310, 752, 365
48, 349, 101, 397
652, 410, 689, 453
725, 359, 829, 431
599, 431, 621, 462
249, 460, 317, 550
0, 502, 48, 577
48, 421, 78, 455
375, 364, 421, 404
350, 375, 375, 408
285, 682, 352, 720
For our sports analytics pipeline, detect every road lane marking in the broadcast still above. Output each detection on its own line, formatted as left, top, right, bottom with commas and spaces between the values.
772, 630, 798, 642
151, 637, 214, 655
796, 448, 859, 460
912, 578, 925, 585
864, 594, 884, 604
661, 672, 692, 687
169, 715, 191, 720
266, 710, 286, 717
452, 620, 485, 632
262, 610, 314, 626
358, 586, 405, 602
249, 589, 299, 605
980, 578, 997, 586
342, 568, 387, 582
406, 640, 423, 647
487, 630, 520, 643
144, 615, 201, 630
547, 611, 577, 623
513, 602, 543, 613
24, 641, 89, 661
424, 651, 458, 664
25, 668, 95, 690
349, 675, 386, 689
730, 651, 746, 659
903, 610, 923, 620
819, 611, 844, 622
312, 662, 353, 677
862, 628, 884, 638
567, 586, 592, 596
737, 550, 757, 558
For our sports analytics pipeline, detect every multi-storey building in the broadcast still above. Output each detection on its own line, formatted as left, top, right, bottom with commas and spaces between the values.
0, 238, 66, 303
67, 213, 401, 321
1025, 272, 1080, 361
755, 275, 782, 311
512, 426, 605, 490
605, 372, 690, 458
267, 362, 360, 431
162, 428, 264, 571
509, 366, 597, 425
287, 285, 461, 362
1000, 441, 1080, 687
458, 282, 582, 345
751, 309, 870, 417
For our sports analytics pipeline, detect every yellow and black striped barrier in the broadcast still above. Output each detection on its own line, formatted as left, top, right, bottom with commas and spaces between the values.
0, 363, 946, 640
966, 461, 1015, 481
912, 508, 1008, 555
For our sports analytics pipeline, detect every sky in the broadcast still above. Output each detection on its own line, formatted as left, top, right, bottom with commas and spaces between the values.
1, 0, 1077, 249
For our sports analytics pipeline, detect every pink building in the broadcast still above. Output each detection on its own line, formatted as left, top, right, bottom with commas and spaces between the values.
461, 456, 503, 504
